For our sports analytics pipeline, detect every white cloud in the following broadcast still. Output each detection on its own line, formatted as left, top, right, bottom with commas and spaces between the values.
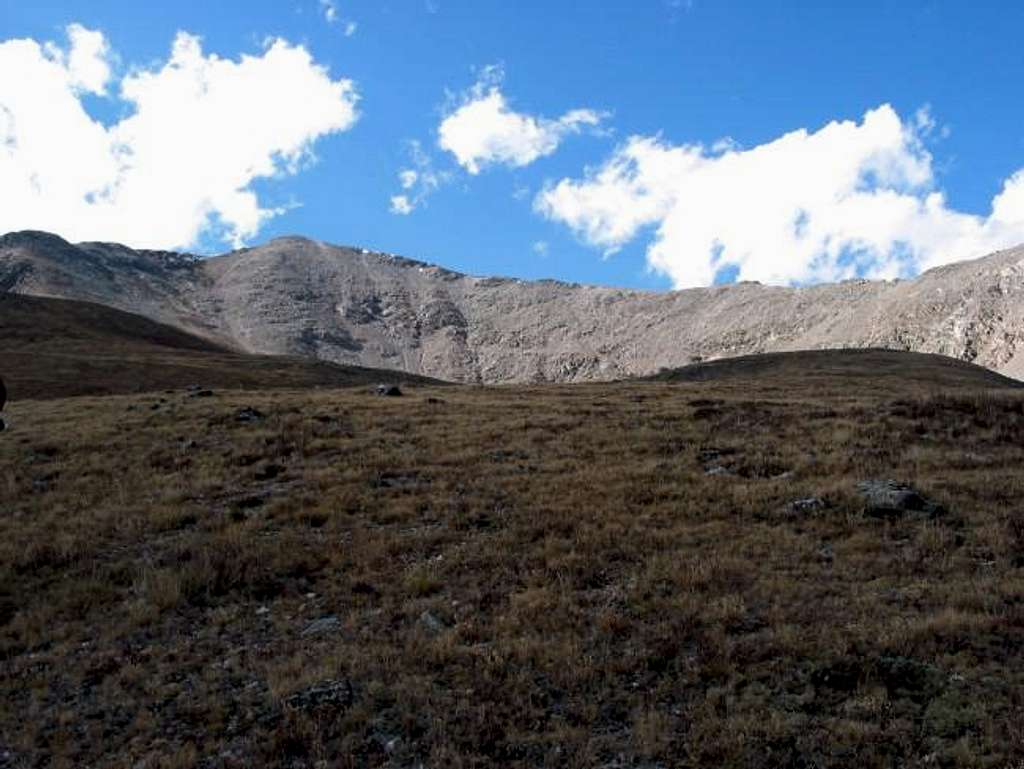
388, 140, 451, 215
438, 67, 606, 174
0, 25, 359, 249
532, 240, 549, 257
399, 169, 419, 189
536, 104, 1024, 288
390, 195, 413, 215
319, 1, 358, 36
320, 0, 338, 23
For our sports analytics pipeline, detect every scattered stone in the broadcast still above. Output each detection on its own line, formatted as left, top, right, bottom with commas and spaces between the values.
32, 472, 58, 493
255, 606, 269, 616
419, 610, 448, 635
817, 544, 835, 562
188, 389, 214, 399
791, 497, 826, 514
856, 480, 944, 519
375, 383, 403, 397
704, 465, 734, 477
283, 679, 353, 713
301, 615, 342, 638
235, 406, 265, 423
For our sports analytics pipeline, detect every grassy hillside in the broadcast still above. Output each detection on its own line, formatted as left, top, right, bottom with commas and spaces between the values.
648, 348, 1024, 390
0, 293, 441, 400
1, 352, 1023, 767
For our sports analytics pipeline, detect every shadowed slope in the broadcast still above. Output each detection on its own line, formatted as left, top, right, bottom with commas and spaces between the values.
648, 348, 1024, 391
0, 293, 442, 400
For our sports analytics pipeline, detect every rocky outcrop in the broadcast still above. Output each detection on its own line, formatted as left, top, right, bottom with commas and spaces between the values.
3, 230, 1024, 383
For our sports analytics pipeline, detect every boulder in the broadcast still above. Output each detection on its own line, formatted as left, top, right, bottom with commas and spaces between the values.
856, 480, 944, 519
235, 406, 265, 423
374, 384, 403, 397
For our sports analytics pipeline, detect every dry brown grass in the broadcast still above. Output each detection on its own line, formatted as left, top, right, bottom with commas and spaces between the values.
1, 356, 1024, 767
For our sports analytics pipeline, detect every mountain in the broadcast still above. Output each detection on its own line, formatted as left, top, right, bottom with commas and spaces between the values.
3, 229, 1024, 383
0, 292, 440, 400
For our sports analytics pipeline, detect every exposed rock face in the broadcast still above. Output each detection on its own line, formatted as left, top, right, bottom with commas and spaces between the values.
3, 229, 1024, 383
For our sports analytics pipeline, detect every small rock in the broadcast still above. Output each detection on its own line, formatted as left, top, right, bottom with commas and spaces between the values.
704, 465, 734, 477
791, 496, 826, 513
374, 384, 403, 397
235, 406, 265, 423
301, 615, 342, 638
284, 679, 353, 712
419, 609, 448, 634
188, 389, 214, 399
255, 606, 269, 616
856, 479, 944, 519
817, 544, 835, 562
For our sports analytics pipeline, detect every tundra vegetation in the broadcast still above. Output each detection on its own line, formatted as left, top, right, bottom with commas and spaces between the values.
1, 350, 1023, 768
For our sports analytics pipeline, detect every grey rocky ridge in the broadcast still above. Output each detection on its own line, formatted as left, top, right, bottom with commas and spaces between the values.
2, 229, 1024, 383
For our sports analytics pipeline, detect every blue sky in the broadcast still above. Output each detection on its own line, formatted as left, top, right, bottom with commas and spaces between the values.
3, 1, 1024, 289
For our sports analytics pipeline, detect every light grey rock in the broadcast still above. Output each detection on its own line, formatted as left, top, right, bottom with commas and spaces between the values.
856, 479, 944, 519
419, 610, 448, 635
301, 615, 342, 638
235, 406, 264, 423
791, 496, 826, 513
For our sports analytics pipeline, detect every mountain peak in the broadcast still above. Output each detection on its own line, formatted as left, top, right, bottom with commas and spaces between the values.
3, 230, 1024, 383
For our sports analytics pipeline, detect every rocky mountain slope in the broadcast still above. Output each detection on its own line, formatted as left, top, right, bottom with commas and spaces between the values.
3, 230, 1024, 382
0, 292, 440, 400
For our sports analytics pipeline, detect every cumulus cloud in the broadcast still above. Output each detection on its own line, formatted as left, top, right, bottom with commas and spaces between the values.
438, 66, 606, 174
536, 104, 1024, 288
0, 24, 359, 249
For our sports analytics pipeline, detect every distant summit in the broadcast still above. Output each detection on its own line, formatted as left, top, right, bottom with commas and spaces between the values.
3, 230, 1024, 383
